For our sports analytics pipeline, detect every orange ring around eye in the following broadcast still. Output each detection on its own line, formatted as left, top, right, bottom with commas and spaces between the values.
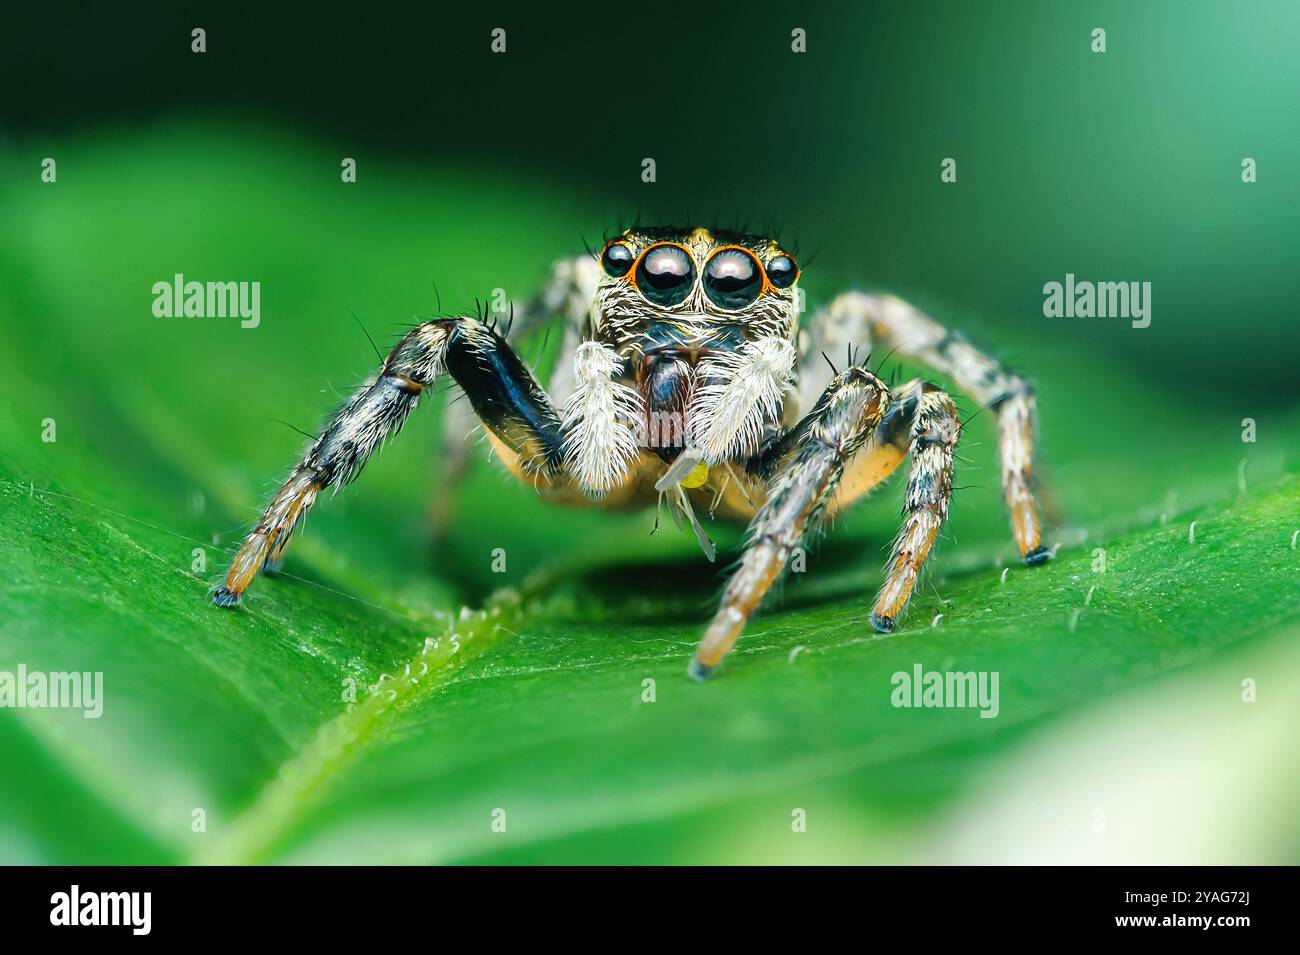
600, 239, 637, 280
763, 252, 800, 291
705, 245, 772, 299
624, 241, 695, 292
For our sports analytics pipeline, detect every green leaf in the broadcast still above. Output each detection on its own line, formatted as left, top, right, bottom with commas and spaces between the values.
2, 124, 1297, 864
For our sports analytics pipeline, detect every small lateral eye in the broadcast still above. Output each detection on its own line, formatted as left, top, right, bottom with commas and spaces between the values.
635, 244, 695, 306
601, 242, 635, 277
703, 248, 762, 309
765, 254, 798, 289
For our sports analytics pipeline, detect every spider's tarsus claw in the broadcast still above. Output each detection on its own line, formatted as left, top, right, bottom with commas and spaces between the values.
871, 613, 895, 634
687, 657, 716, 682
212, 586, 242, 609
1022, 545, 1051, 566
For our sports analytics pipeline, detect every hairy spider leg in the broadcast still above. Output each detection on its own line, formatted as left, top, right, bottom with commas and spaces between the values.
803, 291, 1049, 564
213, 317, 563, 607
867, 384, 962, 633
690, 366, 890, 680
433, 256, 598, 533
721, 379, 959, 657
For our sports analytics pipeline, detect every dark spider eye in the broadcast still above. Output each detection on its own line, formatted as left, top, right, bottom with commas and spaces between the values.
703, 248, 762, 309
765, 254, 798, 289
635, 244, 695, 306
601, 242, 635, 277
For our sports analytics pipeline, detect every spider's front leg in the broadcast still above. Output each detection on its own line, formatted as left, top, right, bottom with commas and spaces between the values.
213, 317, 562, 606
432, 255, 597, 533
690, 366, 891, 680
806, 292, 1051, 565
868, 384, 961, 632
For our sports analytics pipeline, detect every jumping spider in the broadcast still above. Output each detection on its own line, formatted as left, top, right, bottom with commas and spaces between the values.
213, 226, 1050, 679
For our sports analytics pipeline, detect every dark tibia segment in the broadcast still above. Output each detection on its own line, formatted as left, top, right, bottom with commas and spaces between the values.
213, 317, 561, 607
441, 321, 564, 475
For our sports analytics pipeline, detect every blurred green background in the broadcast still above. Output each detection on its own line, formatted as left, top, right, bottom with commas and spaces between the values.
0, 1, 1297, 864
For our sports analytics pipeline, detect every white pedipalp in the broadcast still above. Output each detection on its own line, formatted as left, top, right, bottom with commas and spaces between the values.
688, 336, 796, 464
560, 340, 643, 495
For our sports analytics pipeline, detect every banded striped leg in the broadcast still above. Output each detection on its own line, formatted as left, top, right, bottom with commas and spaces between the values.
796, 295, 877, 413
869, 386, 961, 633
824, 378, 926, 515
214, 317, 562, 607
819, 292, 1050, 564
690, 366, 891, 680
433, 255, 598, 531
763, 378, 964, 636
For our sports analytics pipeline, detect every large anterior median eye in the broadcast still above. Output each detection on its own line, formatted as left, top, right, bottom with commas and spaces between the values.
601, 241, 635, 277
703, 248, 762, 309
635, 244, 695, 306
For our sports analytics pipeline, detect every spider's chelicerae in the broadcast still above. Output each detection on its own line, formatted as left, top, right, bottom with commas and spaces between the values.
213, 226, 1050, 679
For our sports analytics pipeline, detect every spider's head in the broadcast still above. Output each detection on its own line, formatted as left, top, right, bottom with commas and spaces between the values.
592, 226, 800, 349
